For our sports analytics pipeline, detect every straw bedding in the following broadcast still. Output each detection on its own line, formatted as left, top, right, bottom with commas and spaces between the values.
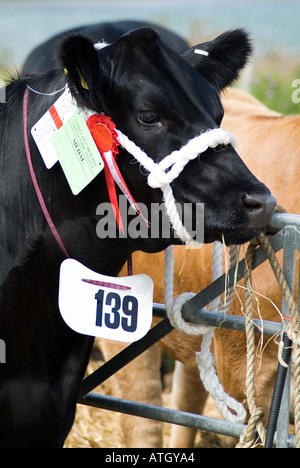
64, 345, 235, 449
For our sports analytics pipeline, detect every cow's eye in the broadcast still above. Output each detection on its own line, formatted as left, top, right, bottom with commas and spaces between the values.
137, 111, 162, 126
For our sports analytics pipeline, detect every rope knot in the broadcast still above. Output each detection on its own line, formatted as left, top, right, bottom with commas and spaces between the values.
168, 291, 215, 336
147, 166, 169, 189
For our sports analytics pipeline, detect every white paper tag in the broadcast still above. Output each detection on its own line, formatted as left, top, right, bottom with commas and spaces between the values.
58, 259, 154, 342
31, 87, 78, 169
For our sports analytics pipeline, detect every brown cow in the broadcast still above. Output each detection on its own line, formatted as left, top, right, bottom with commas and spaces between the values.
99, 88, 299, 447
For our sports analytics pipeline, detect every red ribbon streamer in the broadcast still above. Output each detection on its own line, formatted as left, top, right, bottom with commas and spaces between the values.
23, 88, 70, 258
87, 114, 149, 233
87, 114, 124, 231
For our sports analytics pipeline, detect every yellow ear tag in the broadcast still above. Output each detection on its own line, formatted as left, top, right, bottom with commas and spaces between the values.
76, 68, 89, 90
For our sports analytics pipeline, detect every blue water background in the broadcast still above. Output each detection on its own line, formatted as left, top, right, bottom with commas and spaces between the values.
0, 0, 300, 68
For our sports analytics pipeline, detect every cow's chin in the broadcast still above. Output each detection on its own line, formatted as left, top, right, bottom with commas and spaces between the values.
204, 229, 262, 246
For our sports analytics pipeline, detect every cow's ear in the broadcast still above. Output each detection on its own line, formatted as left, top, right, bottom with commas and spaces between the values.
181, 29, 252, 91
58, 34, 101, 109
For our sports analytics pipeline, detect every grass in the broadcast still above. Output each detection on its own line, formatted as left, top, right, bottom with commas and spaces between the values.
0, 48, 11, 85
250, 53, 300, 115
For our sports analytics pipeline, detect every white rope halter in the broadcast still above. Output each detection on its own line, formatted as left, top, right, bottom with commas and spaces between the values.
116, 127, 235, 247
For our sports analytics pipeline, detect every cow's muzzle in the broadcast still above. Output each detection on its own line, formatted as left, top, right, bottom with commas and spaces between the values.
242, 192, 277, 229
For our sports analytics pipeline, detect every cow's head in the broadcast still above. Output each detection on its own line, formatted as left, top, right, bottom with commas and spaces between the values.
58, 27, 276, 248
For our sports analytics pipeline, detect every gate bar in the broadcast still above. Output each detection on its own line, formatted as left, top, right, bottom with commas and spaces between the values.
265, 226, 298, 448
181, 228, 285, 323
80, 392, 246, 439
79, 229, 286, 399
79, 392, 296, 448
153, 304, 281, 336
79, 306, 281, 400
78, 215, 300, 447
179, 307, 281, 336
78, 317, 173, 399
267, 213, 300, 234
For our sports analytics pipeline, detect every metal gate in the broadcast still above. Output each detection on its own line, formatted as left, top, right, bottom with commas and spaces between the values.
77, 212, 300, 448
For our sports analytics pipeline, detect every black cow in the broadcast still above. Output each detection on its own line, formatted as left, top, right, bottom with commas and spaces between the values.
0, 25, 276, 447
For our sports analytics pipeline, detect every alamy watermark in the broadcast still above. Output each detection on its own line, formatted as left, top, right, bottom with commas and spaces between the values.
0, 339, 6, 363
291, 79, 300, 103
0, 79, 6, 104
96, 195, 204, 243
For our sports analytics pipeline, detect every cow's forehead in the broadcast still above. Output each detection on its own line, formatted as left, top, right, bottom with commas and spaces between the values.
103, 29, 222, 122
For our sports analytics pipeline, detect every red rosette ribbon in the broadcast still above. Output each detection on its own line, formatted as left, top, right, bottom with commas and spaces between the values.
87, 114, 149, 234
87, 114, 120, 156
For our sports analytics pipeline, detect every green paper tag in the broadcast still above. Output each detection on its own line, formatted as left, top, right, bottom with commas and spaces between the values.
51, 110, 104, 195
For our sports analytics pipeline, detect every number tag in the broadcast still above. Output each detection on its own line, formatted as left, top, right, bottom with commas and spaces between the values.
58, 259, 154, 342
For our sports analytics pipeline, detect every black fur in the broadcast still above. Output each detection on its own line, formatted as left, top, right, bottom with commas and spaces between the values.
181, 28, 252, 91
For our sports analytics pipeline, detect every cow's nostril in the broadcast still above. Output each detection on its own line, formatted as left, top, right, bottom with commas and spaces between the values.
242, 192, 277, 228
242, 193, 264, 209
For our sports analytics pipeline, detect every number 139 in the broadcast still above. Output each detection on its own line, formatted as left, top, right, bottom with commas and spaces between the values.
95, 289, 138, 333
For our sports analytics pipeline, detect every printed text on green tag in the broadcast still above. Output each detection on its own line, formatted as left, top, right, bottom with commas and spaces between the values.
52, 111, 104, 195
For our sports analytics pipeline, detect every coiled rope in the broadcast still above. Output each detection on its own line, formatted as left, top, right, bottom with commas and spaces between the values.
238, 206, 300, 448
164, 207, 300, 448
